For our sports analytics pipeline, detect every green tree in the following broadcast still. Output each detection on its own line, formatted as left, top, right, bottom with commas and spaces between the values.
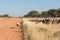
24, 10, 40, 17
24, 8, 60, 17
41, 11, 48, 17
3, 14, 9, 17
47, 9, 60, 17
47, 9, 56, 17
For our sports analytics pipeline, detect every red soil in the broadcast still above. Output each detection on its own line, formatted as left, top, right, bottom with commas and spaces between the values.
0, 18, 23, 40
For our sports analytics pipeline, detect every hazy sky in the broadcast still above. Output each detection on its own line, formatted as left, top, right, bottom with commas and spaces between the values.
0, 0, 60, 17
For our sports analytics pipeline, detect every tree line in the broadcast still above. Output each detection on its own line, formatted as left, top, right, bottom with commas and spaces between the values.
0, 8, 60, 17
0, 14, 9, 17
24, 8, 60, 17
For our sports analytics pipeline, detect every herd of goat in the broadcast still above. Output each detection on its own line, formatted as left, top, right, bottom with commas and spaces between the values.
29, 19, 60, 24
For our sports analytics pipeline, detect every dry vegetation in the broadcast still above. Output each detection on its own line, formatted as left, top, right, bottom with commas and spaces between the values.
23, 18, 60, 40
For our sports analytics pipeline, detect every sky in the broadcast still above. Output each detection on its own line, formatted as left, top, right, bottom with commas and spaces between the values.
0, 0, 60, 17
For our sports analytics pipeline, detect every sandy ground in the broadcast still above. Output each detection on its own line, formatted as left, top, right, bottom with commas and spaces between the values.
0, 18, 23, 40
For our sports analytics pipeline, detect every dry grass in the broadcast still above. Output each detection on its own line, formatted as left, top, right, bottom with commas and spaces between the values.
23, 18, 60, 40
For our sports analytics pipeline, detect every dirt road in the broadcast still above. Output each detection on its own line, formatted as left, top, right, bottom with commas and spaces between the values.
0, 18, 23, 40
